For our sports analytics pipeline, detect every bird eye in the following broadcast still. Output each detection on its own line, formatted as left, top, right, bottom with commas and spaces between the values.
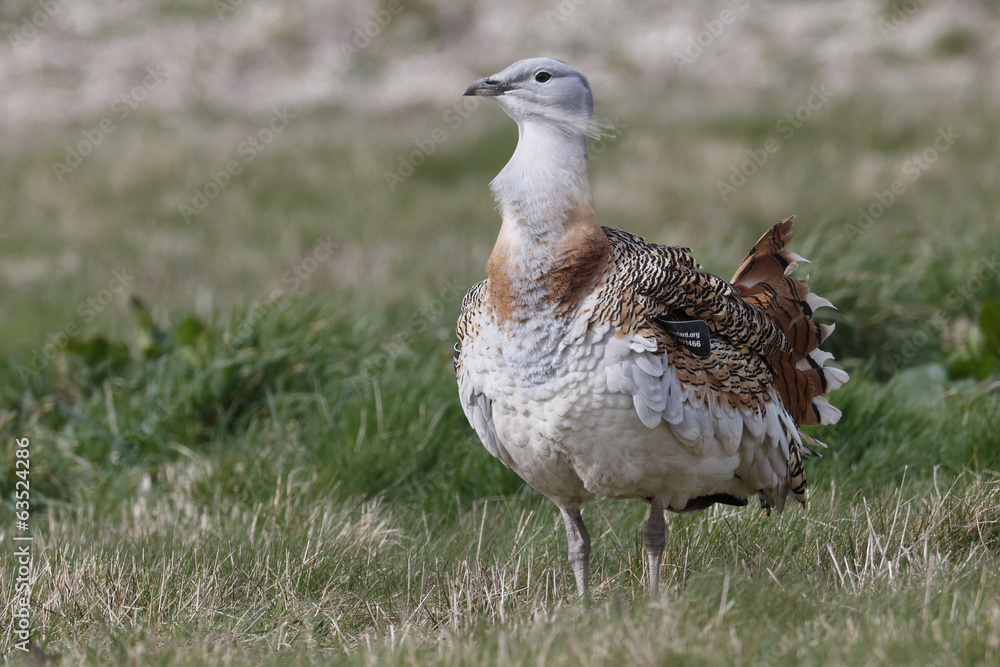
534, 71, 552, 83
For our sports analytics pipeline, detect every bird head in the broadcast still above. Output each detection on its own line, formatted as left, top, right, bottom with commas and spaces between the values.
464, 58, 600, 139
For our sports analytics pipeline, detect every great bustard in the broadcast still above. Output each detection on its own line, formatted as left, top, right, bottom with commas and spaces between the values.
454, 58, 847, 596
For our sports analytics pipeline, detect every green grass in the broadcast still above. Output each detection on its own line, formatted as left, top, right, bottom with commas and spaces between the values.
2, 61, 1000, 663
4, 437, 1000, 664
2, 292, 1000, 664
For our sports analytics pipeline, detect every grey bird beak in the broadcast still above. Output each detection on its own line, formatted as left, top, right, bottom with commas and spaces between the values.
463, 77, 513, 97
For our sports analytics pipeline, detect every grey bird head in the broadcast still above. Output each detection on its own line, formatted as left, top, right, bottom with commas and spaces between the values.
464, 58, 598, 138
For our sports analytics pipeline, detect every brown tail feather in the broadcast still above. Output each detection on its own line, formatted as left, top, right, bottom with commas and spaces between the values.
732, 216, 848, 428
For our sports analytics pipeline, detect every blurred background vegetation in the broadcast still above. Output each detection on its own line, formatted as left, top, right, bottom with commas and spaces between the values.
1, 0, 999, 662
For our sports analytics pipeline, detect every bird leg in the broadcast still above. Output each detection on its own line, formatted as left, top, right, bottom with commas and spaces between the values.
643, 503, 666, 595
559, 507, 591, 597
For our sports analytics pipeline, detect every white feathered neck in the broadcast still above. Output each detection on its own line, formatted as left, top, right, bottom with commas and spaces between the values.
485, 117, 610, 328
490, 119, 592, 231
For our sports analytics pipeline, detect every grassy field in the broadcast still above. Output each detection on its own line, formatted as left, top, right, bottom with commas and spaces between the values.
3, 12, 1000, 663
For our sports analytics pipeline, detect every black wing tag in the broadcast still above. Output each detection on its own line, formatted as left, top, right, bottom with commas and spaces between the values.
659, 319, 711, 358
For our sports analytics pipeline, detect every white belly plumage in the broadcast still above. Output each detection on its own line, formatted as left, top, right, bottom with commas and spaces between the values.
458, 313, 790, 511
